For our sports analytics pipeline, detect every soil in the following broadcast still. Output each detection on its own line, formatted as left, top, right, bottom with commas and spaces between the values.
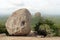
0, 34, 60, 40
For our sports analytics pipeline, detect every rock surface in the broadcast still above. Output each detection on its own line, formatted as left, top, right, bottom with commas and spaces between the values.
35, 12, 41, 17
5, 8, 31, 35
28, 31, 37, 37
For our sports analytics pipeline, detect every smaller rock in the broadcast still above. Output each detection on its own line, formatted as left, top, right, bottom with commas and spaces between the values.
0, 33, 6, 37
35, 12, 41, 17
28, 31, 37, 37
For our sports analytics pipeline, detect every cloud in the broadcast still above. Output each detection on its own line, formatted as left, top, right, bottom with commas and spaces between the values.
0, 0, 60, 15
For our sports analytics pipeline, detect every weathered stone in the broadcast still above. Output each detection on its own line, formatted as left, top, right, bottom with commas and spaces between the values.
35, 12, 41, 17
5, 8, 31, 35
28, 31, 37, 37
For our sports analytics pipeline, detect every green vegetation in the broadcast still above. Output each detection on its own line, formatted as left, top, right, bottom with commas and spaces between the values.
45, 16, 60, 36
31, 14, 60, 36
0, 15, 9, 35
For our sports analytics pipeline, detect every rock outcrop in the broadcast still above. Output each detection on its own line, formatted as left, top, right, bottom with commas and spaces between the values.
5, 8, 31, 35
35, 12, 41, 17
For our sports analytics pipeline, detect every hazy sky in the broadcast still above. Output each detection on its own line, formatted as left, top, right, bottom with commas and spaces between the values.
0, 0, 60, 15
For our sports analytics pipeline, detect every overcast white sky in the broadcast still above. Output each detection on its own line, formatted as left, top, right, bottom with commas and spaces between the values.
0, 0, 60, 15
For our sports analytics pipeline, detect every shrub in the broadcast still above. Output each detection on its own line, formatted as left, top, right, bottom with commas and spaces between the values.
0, 23, 8, 35
31, 14, 59, 36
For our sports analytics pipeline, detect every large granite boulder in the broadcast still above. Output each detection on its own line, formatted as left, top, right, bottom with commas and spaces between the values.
5, 8, 31, 35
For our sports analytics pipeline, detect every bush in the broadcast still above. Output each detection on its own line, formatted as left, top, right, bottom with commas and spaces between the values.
45, 19, 60, 36
0, 23, 8, 35
31, 14, 60, 36
39, 24, 52, 34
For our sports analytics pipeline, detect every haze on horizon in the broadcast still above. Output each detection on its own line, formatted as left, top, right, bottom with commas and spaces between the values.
0, 0, 60, 15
